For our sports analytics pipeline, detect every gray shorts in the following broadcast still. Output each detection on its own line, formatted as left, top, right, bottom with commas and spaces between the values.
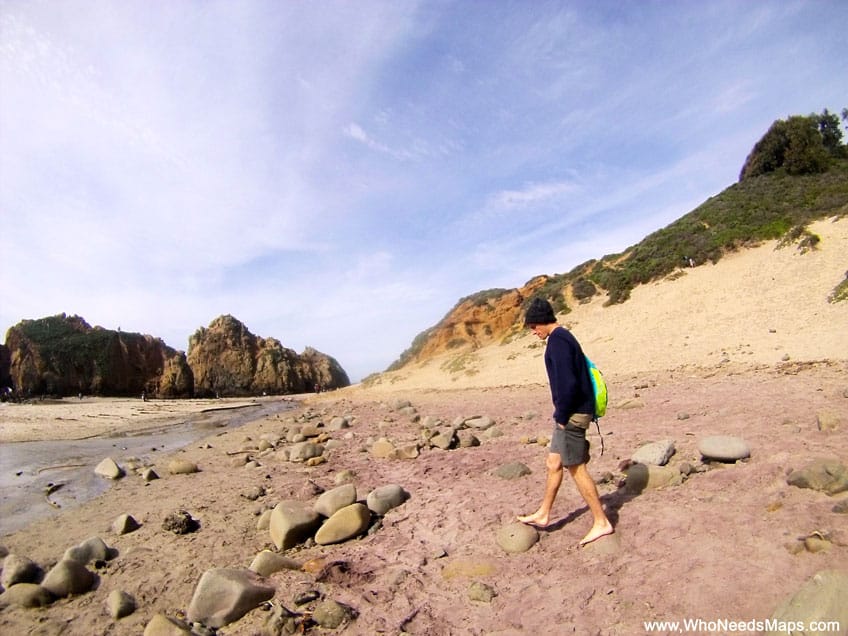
550, 415, 591, 467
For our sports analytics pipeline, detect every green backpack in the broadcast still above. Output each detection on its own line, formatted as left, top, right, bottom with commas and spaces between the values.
585, 356, 608, 419
585, 355, 608, 455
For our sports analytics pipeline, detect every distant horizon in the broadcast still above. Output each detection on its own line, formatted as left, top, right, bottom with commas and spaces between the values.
3, 1, 846, 382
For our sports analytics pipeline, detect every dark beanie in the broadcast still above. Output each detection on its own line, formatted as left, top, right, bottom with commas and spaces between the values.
524, 297, 556, 325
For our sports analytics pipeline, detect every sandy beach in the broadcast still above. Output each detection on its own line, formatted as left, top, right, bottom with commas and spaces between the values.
0, 217, 846, 635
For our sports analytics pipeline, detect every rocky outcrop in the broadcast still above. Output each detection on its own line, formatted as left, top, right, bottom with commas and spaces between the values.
187, 315, 349, 397
3, 314, 193, 398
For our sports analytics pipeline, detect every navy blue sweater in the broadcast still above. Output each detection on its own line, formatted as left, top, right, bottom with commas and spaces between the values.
544, 326, 594, 424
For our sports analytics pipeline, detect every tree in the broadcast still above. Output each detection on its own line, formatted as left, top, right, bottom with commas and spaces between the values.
818, 108, 844, 156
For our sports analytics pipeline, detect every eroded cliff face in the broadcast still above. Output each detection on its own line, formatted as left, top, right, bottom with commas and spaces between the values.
187, 315, 349, 396
4, 314, 193, 397
390, 278, 557, 370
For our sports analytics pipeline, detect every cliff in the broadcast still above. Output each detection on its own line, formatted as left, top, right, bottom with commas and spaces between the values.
3, 314, 193, 398
186, 315, 349, 397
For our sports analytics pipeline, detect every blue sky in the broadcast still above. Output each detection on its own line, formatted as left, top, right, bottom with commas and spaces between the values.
1, 1, 846, 382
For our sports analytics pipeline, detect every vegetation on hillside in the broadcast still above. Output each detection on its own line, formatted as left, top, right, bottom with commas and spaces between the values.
388, 107, 848, 370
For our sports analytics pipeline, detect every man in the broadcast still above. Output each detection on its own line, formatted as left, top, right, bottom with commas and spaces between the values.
518, 297, 614, 547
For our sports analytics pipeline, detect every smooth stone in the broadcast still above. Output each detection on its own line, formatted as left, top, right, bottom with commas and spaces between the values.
1, 554, 42, 587
468, 581, 497, 603
249, 551, 301, 577
106, 589, 137, 618
168, 459, 199, 475
496, 522, 539, 553
95, 457, 125, 479
112, 513, 141, 535
143, 613, 194, 635
315, 503, 371, 545
765, 570, 848, 635
0, 583, 54, 608
187, 568, 276, 628
494, 462, 532, 480
625, 464, 683, 494
41, 559, 96, 597
314, 484, 357, 518
697, 435, 750, 462
312, 599, 357, 629
787, 459, 848, 495
366, 484, 409, 515
631, 439, 676, 466
63, 536, 115, 564
269, 501, 321, 550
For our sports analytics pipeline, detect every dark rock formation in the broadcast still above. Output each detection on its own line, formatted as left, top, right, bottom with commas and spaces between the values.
3, 314, 193, 398
187, 315, 349, 396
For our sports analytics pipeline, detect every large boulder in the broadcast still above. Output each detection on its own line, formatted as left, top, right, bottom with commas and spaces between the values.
41, 559, 96, 598
4, 314, 193, 397
187, 315, 349, 396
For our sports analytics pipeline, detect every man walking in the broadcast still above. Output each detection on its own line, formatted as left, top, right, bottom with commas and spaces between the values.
518, 297, 614, 547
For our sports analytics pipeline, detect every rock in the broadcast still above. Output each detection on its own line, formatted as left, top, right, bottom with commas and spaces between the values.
617, 397, 645, 410
163, 510, 200, 534
187, 567, 276, 628
493, 462, 532, 480
697, 435, 750, 462
312, 599, 358, 629
429, 431, 457, 450
631, 439, 675, 466
457, 431, 481, 448
95, 457, 125, 480
366, 484, 409, 515
0, 583, 54, 608
765, 570, 848, 635
269, 501, 322, 550
816, 411, 841, 432
41, 559, 96, 597
833, 500, 848, 514
241, 486, 266, 501
315, 503, 371, 545
256, 509, 272, 531
334, 469, 356, 485
315, 483, 358, 518
249, 551, 301, 577
112, 513, 141, 535
581, 532, 622, 555
441, 559, 498, 579
468, 581, 497, 603
395, 444, 421, 459
466, 416, 495, 430
625, 464, 683, 494
328, 416, 350, 430
496, 522, 539, 553
143, 613, 194, 635
371, 438, 397, 459
106, 589, 137, 618
141, 467, 160, 481
4, 314, 193, 398
64, 536, 116, 564
168, 459, 199, 475
804, 535, 831, 553
787, 459, 848, 496
391, 399, 411, 411
1, 554, 42, 587
187, 315, 349, 396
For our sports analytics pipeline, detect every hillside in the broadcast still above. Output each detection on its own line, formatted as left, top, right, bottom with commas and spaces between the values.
383, 158, 848, 383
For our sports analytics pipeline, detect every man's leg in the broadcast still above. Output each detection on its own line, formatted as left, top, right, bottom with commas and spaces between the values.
517, 452, 563, 527
567, 462, 614, 546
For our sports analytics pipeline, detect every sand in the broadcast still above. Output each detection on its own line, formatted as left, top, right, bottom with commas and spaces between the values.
0, 217, 846, 635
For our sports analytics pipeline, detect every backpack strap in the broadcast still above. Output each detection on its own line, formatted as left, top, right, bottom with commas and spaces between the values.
593, 415, 605, 456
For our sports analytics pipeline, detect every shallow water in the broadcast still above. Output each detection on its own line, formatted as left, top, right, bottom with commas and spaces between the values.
0, 400, 296, 537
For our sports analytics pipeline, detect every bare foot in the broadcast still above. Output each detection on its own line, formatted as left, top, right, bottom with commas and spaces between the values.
517, 511, 551, 528
578, 521, 614, 546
